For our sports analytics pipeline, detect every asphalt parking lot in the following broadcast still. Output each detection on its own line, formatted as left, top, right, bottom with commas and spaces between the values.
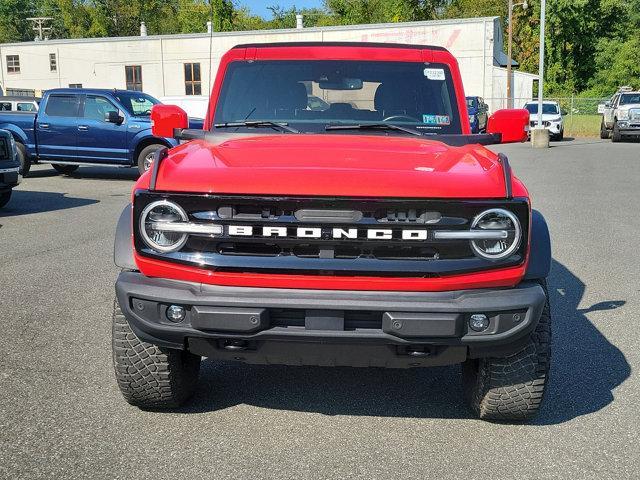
0, 138, 638, 479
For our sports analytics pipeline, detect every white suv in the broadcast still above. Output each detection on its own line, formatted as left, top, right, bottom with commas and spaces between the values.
524, 101, 564, 141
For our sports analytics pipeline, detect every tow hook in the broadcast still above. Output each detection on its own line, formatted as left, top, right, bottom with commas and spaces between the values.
222, 340, 248, 351
406, 348, 431, 358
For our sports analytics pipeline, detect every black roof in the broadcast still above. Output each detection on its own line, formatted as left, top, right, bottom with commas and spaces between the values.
233, 41, 447, 51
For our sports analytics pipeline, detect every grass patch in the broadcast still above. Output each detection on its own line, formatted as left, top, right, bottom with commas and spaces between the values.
564, 114, 601, 138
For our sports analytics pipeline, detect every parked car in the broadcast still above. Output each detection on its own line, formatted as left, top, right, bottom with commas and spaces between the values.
0, 96, 39, 113
524, 100, 564, 140
0, 129, 21, 209
112, 41, 552, 422
0, 88, 201, 176
465, 96, 489, 133
600, 87, 640, 142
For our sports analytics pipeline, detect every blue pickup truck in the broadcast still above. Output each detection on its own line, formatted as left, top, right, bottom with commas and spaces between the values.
0, 88, 200, 176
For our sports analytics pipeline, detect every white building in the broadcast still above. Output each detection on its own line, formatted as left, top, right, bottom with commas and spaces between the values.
0, 17, 536, 112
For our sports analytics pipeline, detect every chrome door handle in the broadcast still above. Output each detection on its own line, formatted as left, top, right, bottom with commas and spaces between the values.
39, 123, 49, 129
78, 125, 88, 131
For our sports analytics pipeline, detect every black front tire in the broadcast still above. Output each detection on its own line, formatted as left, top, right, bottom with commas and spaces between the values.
15, 142, 30, 177
112, 298, 201, 408
0, 190, 11, 209
137, 144, 165, 175
612, 122, 622, 143
52, 164, 79, 175
462, 280, 551, 422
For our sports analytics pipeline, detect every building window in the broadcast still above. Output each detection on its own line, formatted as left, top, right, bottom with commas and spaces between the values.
184, 63, 201, 95
125, 65, 143, 91
50, 53, 57, 72
6, 55, 20, 74
69, 83, 82, 88
6, 88, 35, 96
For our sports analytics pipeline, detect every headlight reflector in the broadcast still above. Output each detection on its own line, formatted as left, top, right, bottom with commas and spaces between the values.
140, 200, 189, 253
470, 208, 521, 260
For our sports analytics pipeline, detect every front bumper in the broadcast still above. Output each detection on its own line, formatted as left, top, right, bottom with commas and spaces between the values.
115, 271, 546, 368
617, 121, 640, 135
0, 165, 21, 192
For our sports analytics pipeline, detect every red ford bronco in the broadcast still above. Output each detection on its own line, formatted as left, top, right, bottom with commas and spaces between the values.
113, 42, 551, 421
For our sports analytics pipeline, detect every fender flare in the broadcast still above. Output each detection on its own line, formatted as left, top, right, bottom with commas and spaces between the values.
114, 204, 137, 270
524, 209, 552, 280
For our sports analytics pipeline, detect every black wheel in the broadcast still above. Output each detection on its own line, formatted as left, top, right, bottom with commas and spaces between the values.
112, 298, 201, 408
137, 144, 165, 175
600, 119, 610, 139
612, 121, 622, 143
15, 142, 30, 177
557, 129, 564, 141
52, 164, 79, 175
462, 280, 551, 422
0, 190, 11, 209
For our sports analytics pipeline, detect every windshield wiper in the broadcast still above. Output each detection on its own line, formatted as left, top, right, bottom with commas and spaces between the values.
325, 123, 423, 136
214, 121, 299, 133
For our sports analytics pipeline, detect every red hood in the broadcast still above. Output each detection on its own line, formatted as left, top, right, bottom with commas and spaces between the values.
149, 134, 525, 198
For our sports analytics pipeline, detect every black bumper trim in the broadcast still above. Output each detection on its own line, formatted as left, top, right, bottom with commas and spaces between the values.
115, 272, 546, 365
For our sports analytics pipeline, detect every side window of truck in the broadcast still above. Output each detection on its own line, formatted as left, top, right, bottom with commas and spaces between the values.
17, 102, 36, 112
45, 95, 81, 117
0, 102, 11, 111
84, 96, 118, 122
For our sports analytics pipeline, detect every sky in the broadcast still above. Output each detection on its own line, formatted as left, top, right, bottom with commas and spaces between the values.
239, 0, 323, 18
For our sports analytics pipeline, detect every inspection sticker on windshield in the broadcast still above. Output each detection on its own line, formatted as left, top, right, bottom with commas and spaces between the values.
423, 68, 445, 80
422, 114, 450, 126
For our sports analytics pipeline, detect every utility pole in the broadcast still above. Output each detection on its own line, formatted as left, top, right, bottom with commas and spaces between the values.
537, 0, 546, 128
26, 17, 53, 41
506, 1, 527, 108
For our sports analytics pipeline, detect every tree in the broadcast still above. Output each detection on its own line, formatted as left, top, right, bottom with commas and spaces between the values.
0, 0, 38, 43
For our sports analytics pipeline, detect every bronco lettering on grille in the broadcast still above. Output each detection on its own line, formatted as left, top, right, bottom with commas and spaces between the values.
227, 225, 429, 240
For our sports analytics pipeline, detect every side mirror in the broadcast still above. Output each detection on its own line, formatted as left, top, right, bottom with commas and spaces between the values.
105, 110, 124, 125
486, 109, 529, 143
151, 104, 189, 138
561, 110, 568, 116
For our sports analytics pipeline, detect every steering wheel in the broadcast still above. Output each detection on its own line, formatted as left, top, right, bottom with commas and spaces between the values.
383, 114, 420, 122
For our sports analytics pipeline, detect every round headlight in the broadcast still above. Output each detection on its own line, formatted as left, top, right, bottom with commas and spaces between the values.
470, 208, 521, 260
139, 200, 188, 253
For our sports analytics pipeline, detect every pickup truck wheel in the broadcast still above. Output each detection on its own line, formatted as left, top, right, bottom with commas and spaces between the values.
137, 144, 165, 175
112, 298, 201, 408
462, 280, 551, 422
611, 122, 622, 143
52, 164, 79, 175
600, 119, 610, 139
0, 190, 11, 208
15, 142, 30, 177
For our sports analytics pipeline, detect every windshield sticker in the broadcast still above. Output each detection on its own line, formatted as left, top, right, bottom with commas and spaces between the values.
423, 114, 451, 126
423, 68, 446, 81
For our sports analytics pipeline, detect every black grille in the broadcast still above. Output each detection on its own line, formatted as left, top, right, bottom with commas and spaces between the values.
133, 192, 529, 277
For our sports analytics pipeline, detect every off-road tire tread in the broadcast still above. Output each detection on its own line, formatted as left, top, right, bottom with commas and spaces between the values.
463, 280, 551, 422
112, 299, 200, 408
16, 142, 30, 177
0, 190, 11, 208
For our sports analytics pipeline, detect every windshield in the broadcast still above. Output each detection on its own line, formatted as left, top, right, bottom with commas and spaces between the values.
524, 103, 559, 115
114, 92, 159, 116
213, 60, 462, 135
619, 93, 640, 105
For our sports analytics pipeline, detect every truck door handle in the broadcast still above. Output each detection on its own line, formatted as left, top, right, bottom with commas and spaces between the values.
78, 125, 88, 131
39, 123, 50, 129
